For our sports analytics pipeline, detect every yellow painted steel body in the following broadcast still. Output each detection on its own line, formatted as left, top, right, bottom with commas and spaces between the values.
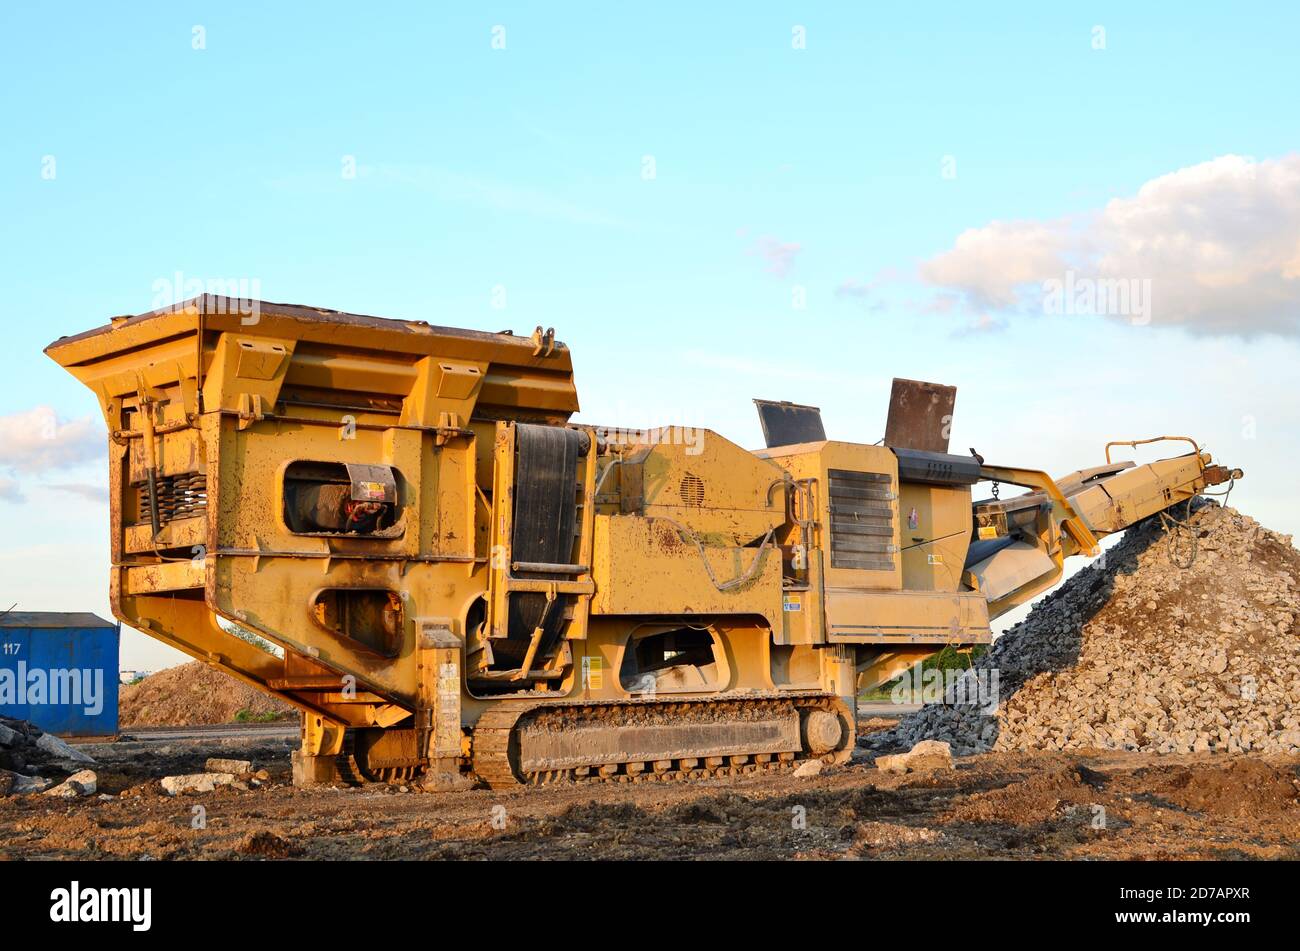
46, 297, 1235, 784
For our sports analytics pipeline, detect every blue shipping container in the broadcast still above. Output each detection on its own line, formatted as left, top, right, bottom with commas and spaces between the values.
0, 612, 120, 737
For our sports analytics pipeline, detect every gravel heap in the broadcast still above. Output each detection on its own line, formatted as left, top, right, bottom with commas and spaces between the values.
862, 503, 1300, 757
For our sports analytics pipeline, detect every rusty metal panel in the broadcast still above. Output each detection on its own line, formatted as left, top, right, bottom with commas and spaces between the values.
884, 378, 956, 453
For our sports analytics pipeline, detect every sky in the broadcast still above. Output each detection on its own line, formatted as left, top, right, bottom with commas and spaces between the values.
1, 3, 1297, 670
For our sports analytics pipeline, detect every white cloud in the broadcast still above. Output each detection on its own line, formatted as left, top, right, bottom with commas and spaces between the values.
952, 314, 1009, 338
919, 154, 1300, 336
745, 235, 802, 277
922, 219, 1078, 309
0, 406, 105, 474
835, 278, 873, 297
45, 483, 109, 503
0, 477, 23, 503
836, 267, 903, 300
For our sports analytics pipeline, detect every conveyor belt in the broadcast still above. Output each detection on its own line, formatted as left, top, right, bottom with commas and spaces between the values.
500, 424, 588, 664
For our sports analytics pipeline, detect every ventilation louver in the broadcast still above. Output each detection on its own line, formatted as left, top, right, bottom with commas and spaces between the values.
828, 469, 896, 571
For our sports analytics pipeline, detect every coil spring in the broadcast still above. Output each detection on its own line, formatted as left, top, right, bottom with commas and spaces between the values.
138, 472, 208, 525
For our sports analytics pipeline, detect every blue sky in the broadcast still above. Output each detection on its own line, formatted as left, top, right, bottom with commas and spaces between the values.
2, 3, 1297, 668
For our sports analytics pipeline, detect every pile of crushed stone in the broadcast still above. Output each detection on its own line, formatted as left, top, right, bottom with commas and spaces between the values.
862, 503, 1300, 757
119, 661, 295, 727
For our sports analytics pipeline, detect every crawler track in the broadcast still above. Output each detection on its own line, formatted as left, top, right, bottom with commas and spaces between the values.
471, 693, 853, 788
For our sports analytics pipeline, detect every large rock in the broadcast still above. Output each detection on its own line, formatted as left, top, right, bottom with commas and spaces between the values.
0, 768, 54, 795
160, 772, 238, 796
792, 760, 824, 778
875, 740, 954, 774
43, 769, 98, 799
204, 758, 252, 775
35, 733, 96, 765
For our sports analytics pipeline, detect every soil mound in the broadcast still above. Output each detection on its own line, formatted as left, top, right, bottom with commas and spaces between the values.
119, 661, 294, 727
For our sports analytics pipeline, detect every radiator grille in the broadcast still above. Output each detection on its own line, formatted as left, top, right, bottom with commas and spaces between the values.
828, 468, 896, 571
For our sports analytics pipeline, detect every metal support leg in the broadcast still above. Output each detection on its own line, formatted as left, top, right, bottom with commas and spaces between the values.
416, 618, 471, 790
291, 711, 347, 786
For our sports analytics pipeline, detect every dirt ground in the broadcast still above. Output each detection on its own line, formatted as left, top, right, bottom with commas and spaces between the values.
2, 723, 1296, 861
